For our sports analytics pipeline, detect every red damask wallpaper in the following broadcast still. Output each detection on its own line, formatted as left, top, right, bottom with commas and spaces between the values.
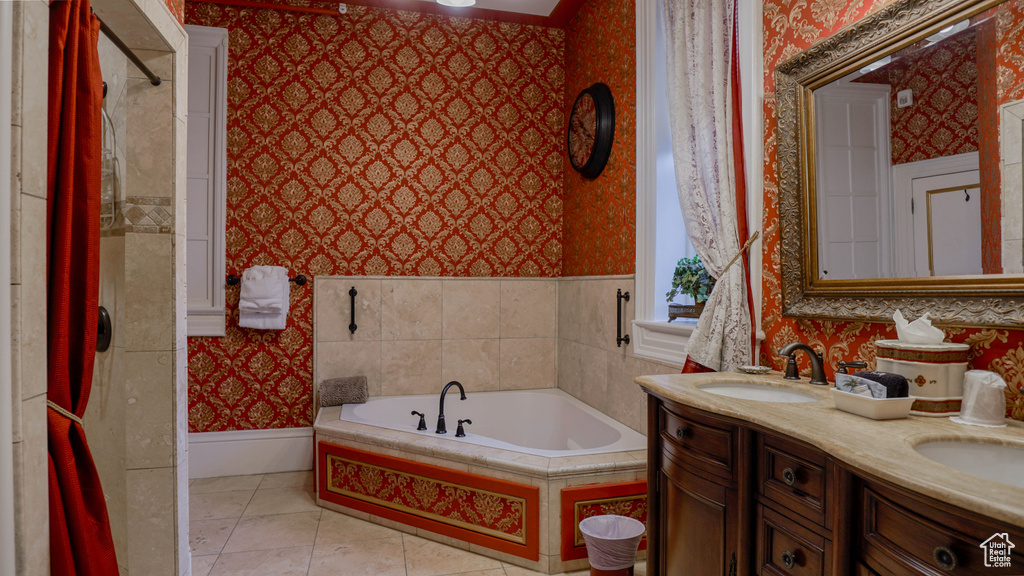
760, 0, 1024, 421
997, 2, 1024, 105
185, 1, 567, 431
857, 30, 979, 166
167, 0, 184, 23
561, 0, 636, 276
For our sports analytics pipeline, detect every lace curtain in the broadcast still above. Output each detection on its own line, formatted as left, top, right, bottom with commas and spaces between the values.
662, 0, 752, 371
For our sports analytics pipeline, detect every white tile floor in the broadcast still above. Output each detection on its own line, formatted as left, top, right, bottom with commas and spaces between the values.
188, 471, 647, 576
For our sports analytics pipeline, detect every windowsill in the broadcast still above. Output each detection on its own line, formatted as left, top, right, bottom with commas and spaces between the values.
188, 309, 226, 337
631, 318, 696, 365
633, 318, 767, 367
634, 318, 698, 335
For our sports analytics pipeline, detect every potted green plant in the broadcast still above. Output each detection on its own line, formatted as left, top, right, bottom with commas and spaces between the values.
666, 255, 715, 321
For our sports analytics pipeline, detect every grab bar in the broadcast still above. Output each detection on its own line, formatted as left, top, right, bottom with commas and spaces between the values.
616, 289, 630, 347
348, 287, 358, 334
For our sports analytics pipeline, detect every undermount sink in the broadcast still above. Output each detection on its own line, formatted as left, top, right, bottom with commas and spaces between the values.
697, 382, 819, 403
914, 440, 1024, 490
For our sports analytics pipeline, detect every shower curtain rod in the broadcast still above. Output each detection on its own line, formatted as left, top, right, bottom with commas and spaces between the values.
97, 18, 162, 86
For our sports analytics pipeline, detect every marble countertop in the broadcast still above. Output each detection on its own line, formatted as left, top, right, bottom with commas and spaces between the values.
636, 371, 1024, 528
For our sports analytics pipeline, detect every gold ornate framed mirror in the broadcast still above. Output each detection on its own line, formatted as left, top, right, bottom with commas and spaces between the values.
776, 0, 1024, 328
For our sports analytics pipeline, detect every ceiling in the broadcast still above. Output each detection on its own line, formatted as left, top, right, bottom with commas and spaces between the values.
336, 0, 588, 27
409, 0, 560, 17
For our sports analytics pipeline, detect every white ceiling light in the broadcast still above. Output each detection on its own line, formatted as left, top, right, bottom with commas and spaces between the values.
926, 20, 970, 44
437, 0, 476, 6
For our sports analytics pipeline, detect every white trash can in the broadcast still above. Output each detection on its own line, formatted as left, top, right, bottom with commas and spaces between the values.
579, 515, 646, 576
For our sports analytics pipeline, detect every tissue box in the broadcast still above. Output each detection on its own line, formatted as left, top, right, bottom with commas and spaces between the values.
873, 340, 969, 417
831, 389, 915, 420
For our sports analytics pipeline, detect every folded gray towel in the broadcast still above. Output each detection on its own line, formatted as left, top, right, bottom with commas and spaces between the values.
320, 376, 368, 407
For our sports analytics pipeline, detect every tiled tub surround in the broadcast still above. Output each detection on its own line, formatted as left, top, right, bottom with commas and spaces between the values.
310, 275, 680, 572
314, 275, 681, 433
557, 276, 683, 437
319, 442, 542, 561
314, 276, 560, 401
314, 407, 647, 574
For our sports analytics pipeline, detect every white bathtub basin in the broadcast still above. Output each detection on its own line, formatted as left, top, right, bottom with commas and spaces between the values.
914, 440, 1024, 490
697, 382, 819, 403
339, 388, 647, 458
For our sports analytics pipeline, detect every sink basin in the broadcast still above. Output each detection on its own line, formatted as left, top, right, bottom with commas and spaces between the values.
697, 382, 819, 403
914, 441, 1024, 490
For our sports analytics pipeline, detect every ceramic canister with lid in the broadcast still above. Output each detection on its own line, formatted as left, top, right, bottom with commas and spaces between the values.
873, 339, 970, 416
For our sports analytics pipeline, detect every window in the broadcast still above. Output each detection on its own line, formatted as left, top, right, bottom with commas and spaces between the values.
185, 25, 229, 336
633, 0, 763, 365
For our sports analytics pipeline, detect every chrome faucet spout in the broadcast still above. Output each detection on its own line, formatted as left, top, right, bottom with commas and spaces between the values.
777, 342, 828, 385
436, 381, 466, 434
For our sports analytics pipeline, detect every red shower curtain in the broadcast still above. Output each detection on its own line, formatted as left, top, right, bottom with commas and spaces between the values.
47, 0, 119, 573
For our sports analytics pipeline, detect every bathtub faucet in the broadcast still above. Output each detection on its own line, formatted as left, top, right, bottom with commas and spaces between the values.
436, 381, 466, 434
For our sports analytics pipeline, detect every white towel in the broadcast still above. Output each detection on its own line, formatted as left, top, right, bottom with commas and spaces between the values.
239, 266, 288, 313
238, 266, 290, 330
239, 307, 287, 330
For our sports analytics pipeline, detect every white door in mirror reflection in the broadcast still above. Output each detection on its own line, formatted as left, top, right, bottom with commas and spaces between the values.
911, 171, 983, 277
815, 82, 892, 280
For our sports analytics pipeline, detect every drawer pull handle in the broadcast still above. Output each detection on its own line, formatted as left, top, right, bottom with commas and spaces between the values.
781, 550, 797, 570
782, 467, 797, 486
933, 546, 958, 571
675, 426, 691, 440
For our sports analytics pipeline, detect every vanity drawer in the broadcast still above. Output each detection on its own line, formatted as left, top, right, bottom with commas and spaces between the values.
859, 482, 1024, 575
659, 405, 735, 481
758, 503, 830, 576
760, 433, 829, 527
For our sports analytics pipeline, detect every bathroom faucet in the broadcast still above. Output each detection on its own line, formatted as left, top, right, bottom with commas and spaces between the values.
778, 342, 828, 385
436, 381, 466, 434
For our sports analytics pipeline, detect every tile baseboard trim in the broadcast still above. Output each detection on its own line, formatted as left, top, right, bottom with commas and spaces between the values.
556, 274, 636, 281
188, 427, 314, 479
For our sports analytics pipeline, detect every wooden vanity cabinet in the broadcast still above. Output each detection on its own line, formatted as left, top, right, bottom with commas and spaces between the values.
645, 393, 1021, 576
757, 504, 831, 576
647, 397, 756, 576
858, 479, 1024, 576
758, 434, 833, 527
755, 433, 853, 576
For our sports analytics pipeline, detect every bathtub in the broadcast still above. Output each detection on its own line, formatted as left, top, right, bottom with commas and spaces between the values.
339, 388, 647, 457
315, 387, 649, 574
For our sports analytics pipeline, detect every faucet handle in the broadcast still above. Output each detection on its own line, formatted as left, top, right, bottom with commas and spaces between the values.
411, 410, 427, 431
811, 352, 829, 385
837, 360, 867, 375
782, 354, 800, 380
456, 419, 472, 438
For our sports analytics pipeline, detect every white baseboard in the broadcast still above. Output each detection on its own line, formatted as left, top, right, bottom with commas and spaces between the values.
189, 427, 314, 479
